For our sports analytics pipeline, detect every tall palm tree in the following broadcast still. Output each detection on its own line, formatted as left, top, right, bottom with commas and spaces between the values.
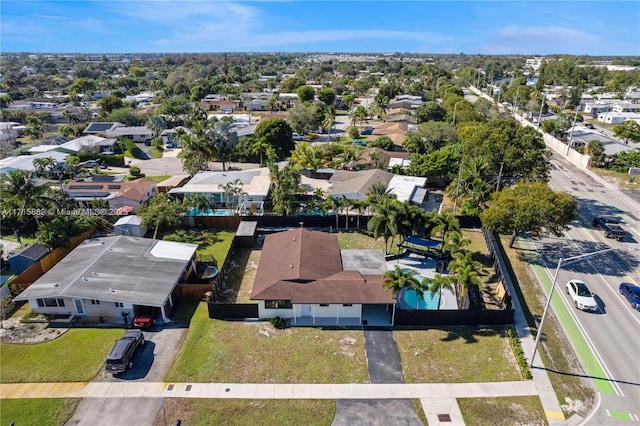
447, 251, 483, 309
322, 106, 336, 142
367, 181, 395, 207
1, 169, 52, 226
371, 94, 389, 121
426, 274, 455, 310
382, 265, 421, 300
442, 230, 471, 258
367, 197, 397, 254
250, 138, 271, 166
434, 210, 460, 242
323, 195, 341, 231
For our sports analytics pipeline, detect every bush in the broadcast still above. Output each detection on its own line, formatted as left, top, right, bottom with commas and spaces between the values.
129, 165, 142, 177
348, 126, 360, 139
78, 153, 125, 167
269, 316, 287, 329
507, 325, 532, 379
123, 138, 145, 159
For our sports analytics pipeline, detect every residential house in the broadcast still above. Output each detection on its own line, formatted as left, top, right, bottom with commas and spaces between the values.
56, 135, 118, 155
250, 228, 394, 326
83, 122, 126, 135
8, 244, 50, 275
169, 168, 271, 209
28, 136, 71, 154
597, 111, 640, 125
0, 150, 69, 176
352, 148, 409, 171
199, 98, 240, 113
14, 236, 198, 324
105, 126, 153, 144
328, 169, 395, 200
65, 177, 158, 213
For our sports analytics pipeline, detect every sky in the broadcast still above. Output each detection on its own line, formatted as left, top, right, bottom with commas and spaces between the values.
1, 1, 639, 56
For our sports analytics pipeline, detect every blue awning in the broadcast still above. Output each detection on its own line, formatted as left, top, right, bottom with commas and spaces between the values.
404, 236, 441, 249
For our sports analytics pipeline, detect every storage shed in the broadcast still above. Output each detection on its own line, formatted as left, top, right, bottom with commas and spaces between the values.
236, 221, 258, 248
113, 215, 148, 237
8, 244, 50, 275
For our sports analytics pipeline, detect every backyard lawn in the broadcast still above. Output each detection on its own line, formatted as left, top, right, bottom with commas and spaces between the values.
166, 303, 368, 384
162, 229, 235, 265
0, 328, 125, 383
0, 398, 80, 426
394, 326, 523, 383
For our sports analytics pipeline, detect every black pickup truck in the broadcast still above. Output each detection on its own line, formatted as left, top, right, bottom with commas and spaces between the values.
592, 216, 627, 241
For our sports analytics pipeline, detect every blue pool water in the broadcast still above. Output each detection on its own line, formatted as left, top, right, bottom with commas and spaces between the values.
398, 267, 443, 310
186, 208, 234, 217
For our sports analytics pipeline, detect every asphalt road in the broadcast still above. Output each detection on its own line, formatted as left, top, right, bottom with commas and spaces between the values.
535, 154, 640, 424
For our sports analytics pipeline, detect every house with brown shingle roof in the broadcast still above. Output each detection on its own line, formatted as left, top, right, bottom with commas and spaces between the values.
250, 228, 394, 326
65, 177, 158, 213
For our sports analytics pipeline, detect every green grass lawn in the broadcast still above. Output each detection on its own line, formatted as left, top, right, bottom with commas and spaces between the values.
162, 229, 235, 264
458, 396, 546, 426
149, 146, 164, 158
145, 175, 170, 182
0, 328, 125, 383
166, 303, 368, 384
0, 398, 80, 426
154, 399, 335, 426
394, 326, 522, 383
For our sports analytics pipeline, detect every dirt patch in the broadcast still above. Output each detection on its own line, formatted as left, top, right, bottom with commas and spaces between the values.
0, 317, 69, 344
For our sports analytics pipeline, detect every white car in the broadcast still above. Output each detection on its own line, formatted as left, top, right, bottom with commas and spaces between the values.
292, 132, 304, 141
566, 279, 598, 311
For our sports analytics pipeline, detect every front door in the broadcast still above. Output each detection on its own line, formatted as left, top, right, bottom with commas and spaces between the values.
73, 299, 85, 315
302, 304, 312, 316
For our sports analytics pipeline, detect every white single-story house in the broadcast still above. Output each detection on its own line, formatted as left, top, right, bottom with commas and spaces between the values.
83, 122, 126, 134
250, 228, 394, 326
169, 168, 271, 207
328, 169, 395, 201
56, 135, 118, 155
0, 150, 69, 175
106, 126, 153, 143
597, 111, 640, 125
14, 236, 198, 324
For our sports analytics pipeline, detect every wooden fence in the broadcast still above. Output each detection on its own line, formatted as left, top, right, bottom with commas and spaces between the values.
8, 227, 96, 291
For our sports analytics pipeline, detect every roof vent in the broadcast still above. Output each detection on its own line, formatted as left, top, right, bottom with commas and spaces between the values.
92, 271, 98, 276
82, 277, 88, 282
53, 282, 59, 287
289, 264, 293, 268
110, 288, 115, 293
292, 237, 296, 241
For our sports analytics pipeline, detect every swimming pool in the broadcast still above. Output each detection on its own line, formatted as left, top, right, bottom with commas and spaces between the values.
186, 208, 234, 217
397, 267, 444, 310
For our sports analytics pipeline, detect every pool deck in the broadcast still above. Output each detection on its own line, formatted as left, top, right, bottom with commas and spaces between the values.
387, 253, 458, 310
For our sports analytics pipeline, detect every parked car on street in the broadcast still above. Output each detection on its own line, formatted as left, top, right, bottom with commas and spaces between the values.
619, 282, 640, 311
566, 279, 598, 311
105, 330, 145, 374
584, 122, 596, 129
292, 132, 304, 141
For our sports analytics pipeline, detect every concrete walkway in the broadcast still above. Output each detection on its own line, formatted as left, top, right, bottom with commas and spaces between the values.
0, 380, 539, 400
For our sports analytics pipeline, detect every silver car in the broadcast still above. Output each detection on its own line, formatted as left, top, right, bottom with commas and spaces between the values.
566, 279, 598, 311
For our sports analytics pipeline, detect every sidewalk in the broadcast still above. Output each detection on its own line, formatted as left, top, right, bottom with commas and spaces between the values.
487, 231, 567, 425
0, 380, 538, 400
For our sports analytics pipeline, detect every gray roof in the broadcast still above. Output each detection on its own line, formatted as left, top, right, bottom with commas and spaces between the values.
9, 243, 49, 261
14, 236, 198, 307
329, 169, 395, 199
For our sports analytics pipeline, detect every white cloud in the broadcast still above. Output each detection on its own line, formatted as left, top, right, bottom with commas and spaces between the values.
476, 25, 602, 54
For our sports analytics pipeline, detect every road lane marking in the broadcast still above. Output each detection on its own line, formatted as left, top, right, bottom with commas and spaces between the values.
525, 239, 618, 395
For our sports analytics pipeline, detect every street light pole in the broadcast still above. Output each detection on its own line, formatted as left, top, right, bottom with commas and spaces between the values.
566, 108, 580, 155
453, 100, 464, 125
537, 92, 546, 130
530, 248, 614, 367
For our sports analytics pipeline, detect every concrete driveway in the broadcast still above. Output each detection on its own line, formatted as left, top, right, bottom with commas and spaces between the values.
332, 329, 421, 425
66, 325, 188, 426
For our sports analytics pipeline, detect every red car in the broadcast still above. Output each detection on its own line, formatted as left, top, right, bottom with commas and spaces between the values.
133, 307, 160, 329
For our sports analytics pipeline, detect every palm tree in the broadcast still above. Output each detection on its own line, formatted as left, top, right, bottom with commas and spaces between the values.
351, 199, 368, 230
322, 106, 336, 142
369, 151, 384, 169
442, 230, 471, 258
32, 158, 48, 177
323, 195, 341, 231
1, 169, 52, 227
426, 274, 455, 310
371, 94, 389, 120
250, 138, 271, 166
219, 179, 246, 213
350, 105, 369, 128
367, 197, 397, 254
382, 265, 421, 300
447, 251, 483, 309
434, 210, 460, 242
185, 193, 215, 214
367, 181, 395, 207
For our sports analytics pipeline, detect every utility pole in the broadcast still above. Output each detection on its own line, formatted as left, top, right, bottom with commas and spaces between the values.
566, 108, 580, 155
537, 92, 546, 130
453, 160, 463, 214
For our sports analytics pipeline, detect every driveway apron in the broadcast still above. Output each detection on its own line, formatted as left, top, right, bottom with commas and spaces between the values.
332, 329, 421, 426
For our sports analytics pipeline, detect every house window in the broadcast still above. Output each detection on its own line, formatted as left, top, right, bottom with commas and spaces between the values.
319, 304, 330, 307
91, 300, 100, 305
115, 302, 124, 308
39, 298, 64, 307
265, 300, 292, 309
342, 304, 353, 307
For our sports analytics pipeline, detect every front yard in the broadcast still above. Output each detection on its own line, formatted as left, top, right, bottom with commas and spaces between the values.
166, 302, 369, 384
0, 327, 125, 383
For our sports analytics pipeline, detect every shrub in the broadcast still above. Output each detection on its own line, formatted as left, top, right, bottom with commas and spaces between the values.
269, 316, 286, 329
348, 126, 360, 139
129, 165, 142, 177
507, 325, 532, 379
